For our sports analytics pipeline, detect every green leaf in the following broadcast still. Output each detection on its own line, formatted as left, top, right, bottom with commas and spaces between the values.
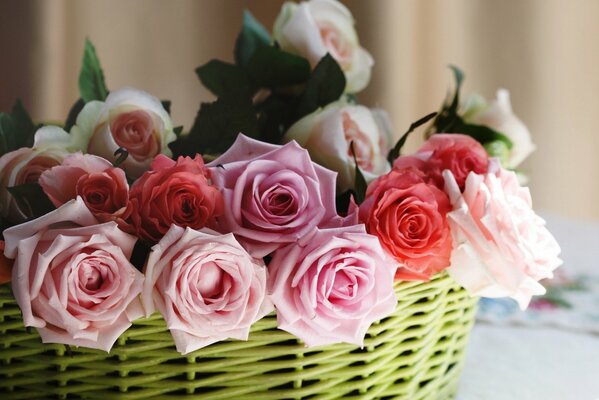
247, 46, 311, 89
112, 148, 129, 167
453, 119, 513, 149
0, 113, 16, 156
170, 95, 259, 157
10, 100, 37, 149
161, 100, 171, 115
173, 126, 184, 137
350, 141, 367, 204
448, 65, 464, 113
235, 9, 272, 68
295, 54, 346, 118
387, 112, 438, 164
64, 98, 85, 132
7, 183, 55, 220
434, 65, 465, 133
256, 94, 296, 144
78, 38, 108, 102
196, 60, 251, 97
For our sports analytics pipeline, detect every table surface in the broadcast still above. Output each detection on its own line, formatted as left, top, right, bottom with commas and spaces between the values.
457, 214, 599, 400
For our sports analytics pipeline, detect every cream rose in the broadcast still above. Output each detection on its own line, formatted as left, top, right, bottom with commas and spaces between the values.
273, 0, 373, 93
464, 89, 536, 168
70, 87, 176, 178
0, 126, 72, 223
283, 101, 391, 192
442, 166, 562, 309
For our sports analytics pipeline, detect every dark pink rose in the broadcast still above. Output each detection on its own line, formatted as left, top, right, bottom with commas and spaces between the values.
268, 224, 397, 347
359, 167, 453, 280
393, 134, 489, 190
39, 153, 128, 222
208, 134, 339, 258
123, 154, 224, 244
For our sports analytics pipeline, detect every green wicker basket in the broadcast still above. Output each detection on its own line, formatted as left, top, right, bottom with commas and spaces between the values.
0, 272, 477, 400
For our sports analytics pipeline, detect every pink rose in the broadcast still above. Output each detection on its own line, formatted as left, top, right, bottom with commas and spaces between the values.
208, 134, 339, 258
39, 153, 128, 222
123, 154, 224, 244
0, 129, 71, 222
359, 168, 453, 280
268, 224, 397, 347
394, 134, 489, 190
3, 197, 144, 351
443, 168, 562, 309
142, 225, 273, 354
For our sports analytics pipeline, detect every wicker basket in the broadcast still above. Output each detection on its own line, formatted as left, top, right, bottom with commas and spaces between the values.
0, 272, 477, 400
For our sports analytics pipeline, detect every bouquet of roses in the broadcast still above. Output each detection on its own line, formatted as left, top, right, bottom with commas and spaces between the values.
0, 0, 561, 355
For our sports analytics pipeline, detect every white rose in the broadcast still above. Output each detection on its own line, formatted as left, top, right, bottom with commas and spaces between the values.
0, 126, 72, 222
273, 0, 373, 93
465, 89, 536, 168
70, 87, 176, 178
283, 100, 391, 192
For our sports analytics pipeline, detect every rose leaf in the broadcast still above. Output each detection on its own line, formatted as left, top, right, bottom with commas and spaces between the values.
78, 38, 109, 103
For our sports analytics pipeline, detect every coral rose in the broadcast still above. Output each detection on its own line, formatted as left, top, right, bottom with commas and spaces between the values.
359, 168, 453, 280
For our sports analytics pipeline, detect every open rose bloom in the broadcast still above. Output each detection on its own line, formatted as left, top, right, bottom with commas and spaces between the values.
0, 0, 562, 356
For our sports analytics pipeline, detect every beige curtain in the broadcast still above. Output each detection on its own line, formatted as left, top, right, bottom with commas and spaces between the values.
1, 0, 597, 220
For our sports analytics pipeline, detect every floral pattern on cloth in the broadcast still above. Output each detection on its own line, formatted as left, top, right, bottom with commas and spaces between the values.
476, 268, 599, 334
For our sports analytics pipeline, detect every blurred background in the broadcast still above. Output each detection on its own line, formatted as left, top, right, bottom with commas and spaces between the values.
1, 0, 598, 221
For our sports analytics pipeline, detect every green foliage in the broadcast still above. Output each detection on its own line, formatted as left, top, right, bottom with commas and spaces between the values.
7, 183, 55, 220
0, 100, 39, 157
247, 47, 311, 89
196, 60, 250, 97
350, 141, 367, 204
295, 54, 346, 118
170, 95, 259, 157
432, 65, 513, 150
64, 98, 85, 132
78, 38, 108, 102
235, 10, 272, 68
388, 112, 438, 164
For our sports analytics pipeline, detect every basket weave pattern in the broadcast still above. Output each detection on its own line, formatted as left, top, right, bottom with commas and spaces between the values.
0, 273, 477, 399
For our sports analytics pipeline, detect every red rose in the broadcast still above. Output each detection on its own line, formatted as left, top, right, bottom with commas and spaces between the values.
359, 168, 453, 280
123, 154, 224, 243
39, 153, 129, 222
394, 134, 489, 190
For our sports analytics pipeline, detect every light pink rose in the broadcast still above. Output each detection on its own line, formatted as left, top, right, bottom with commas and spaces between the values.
443, 168, 562, 309
268, 224, 397, 347
142, 225, 273, 354
70, 87, 177, 178
39, 153, 129, 222
208, 134, 339, 258
3, 197, 144, 351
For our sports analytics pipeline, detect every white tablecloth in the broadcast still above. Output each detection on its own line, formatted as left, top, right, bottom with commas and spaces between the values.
457, 214, 599, 400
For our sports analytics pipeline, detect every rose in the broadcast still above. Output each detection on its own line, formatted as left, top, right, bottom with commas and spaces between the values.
3, 197, 145, 351
70, 87, 177, 178
273, 0, 374, 93
394, 134, 489, 191
464, 89, 535, 168
359, 167, 453, 280
283, 101, 391, 191
142, 225, 272, 354
122, 154, 223, 244
207, 134, 339, 258
39, 153, 128, 222
268, 224, 397, 347
0, 126, 72, 223
442, 168, 562, 309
